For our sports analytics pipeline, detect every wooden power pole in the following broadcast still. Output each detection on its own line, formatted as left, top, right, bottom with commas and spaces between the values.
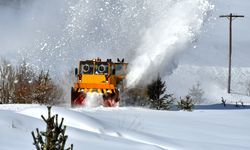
220, 13, 244, 93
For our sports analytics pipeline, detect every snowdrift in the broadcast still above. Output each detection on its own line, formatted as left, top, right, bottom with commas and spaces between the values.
0, 104, 250, 150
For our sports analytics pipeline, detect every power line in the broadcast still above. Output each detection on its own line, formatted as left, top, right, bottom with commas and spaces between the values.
220, 13, 244, 94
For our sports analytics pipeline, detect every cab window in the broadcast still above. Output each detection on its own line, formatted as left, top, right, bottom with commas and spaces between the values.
115, 64, 127, 75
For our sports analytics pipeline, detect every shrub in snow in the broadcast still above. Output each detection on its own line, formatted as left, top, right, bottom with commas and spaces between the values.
177, 95, 194, 111
0, 59, 63, 105
31, 106, 73, 150
122, 86, 151, 107
240, 101, 244, 107
147, 74, 175, 110
235, 102, 239, 108
13, 61, 36, 103
221, 97, 226, 107
235, 101, 244, 108
30, 70, 63, 105
188, 81, 204, 104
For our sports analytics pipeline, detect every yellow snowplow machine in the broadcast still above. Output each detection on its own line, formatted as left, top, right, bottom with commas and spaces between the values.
71, 58, 127, 107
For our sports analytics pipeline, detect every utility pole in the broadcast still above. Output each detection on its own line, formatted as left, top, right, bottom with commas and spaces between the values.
220, 13, 244, 93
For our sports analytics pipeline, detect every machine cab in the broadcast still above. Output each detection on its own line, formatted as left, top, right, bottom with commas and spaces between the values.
72, 58, 128, 107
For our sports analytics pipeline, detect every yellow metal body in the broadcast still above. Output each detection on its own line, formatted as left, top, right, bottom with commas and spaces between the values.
73, 58, 127, 94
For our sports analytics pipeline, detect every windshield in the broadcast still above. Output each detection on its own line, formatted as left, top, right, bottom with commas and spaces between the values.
115, 64, 127, 76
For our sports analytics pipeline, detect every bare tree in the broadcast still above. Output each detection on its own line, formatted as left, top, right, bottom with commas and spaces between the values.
0, 59, 64, 105
14, 61, 35, 103
32, 70, 63, 105
0, 59, 16, 103
221, 97, 226, 107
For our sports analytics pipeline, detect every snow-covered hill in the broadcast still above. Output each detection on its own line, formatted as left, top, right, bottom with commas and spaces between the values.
166, 65, 250, 103
0, 104, 250, 150
168, 0, 250, 100
181, 0, 250, 67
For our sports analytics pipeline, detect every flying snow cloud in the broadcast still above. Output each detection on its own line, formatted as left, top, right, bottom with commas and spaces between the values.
125, 0, 214, 88
0, 0, 213, 85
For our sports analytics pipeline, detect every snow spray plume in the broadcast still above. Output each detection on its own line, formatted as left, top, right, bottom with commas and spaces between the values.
0, 0, 213, 76
3, 0, 151, 75
0, 0, 213, 103
126, 0, 214, 88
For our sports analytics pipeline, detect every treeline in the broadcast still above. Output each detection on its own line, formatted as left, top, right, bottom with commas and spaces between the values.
0, 58, 203, 111
123, 75, 201, 111
0, 59, 63, 105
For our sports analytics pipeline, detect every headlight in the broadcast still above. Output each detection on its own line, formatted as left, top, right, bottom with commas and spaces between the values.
82, 64, 90, 73
98, 64, 106, 73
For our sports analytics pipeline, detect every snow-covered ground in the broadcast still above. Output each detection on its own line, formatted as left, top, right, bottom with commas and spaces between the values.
0, 104, 250, 150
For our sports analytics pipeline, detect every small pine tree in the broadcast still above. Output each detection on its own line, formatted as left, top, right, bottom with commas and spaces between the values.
147, 74, 175, 110
177, 95, 194, 111
31, 106, 73, 150
188, 81, 204, 104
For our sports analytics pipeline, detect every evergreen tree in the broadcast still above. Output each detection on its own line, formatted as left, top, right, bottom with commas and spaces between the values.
147, 74, 175, 110
177, 95, 194, 111
188, 81, 204, 104
31, 106, 73, 150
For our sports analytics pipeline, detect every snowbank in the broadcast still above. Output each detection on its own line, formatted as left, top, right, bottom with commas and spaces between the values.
0, 104, 250, 150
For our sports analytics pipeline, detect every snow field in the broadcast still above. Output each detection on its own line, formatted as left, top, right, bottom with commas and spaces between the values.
167, 65, 250, 103
0, 104, 250, 150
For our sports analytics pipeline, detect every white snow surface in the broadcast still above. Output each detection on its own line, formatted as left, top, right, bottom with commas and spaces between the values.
0, 104, 250, 150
